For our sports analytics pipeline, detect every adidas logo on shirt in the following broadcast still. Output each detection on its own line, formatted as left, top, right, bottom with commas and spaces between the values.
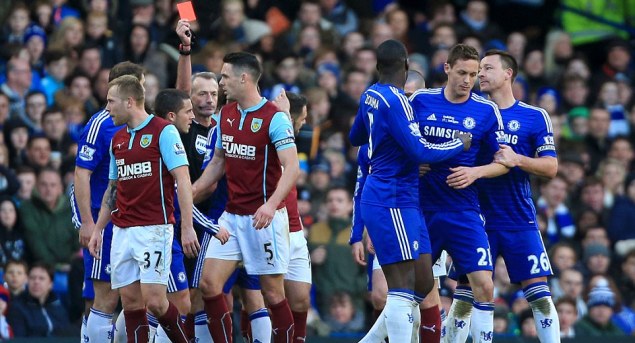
427, 113, 437, 121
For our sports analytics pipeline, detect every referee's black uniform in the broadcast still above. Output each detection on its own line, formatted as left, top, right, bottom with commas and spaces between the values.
180, 120, 212, 284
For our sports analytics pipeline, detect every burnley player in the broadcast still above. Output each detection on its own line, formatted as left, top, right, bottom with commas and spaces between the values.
192, 52, 299, 343
349, 39, 469, 342
450, 50, 560, 343
89, 75, 199, 343
409, 44, 508, 343
72, 61, 144, 343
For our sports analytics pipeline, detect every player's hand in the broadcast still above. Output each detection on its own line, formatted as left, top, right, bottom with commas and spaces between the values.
176, 20, 192, 45
253, 202, 275, 229
88, 230, 103, 259
79, 221, 95, 247
215, 226, 230, 245
494, 144, 520, 168
351, 242, 366, 266
181, 225, 201, 258
311, 245, 327, 265
365, 235, 375, 254
273, 89, 290, 114
447, 166, 479, 189
453, 131, 472, 151
419, 164, 431, 177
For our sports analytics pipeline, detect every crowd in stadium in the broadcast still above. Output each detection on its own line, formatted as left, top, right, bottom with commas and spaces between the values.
0, 0, 634, 341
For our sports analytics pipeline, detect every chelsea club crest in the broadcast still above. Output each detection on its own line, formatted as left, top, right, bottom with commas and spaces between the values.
140, 134, 153, 148
507, 120, 520, 132
251, 118, 263, 132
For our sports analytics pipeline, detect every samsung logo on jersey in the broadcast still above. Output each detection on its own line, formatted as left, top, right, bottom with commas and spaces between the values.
223, 142, 256, 160
423, 126, 467, 139
365, 94, 379, 109
118, 161, 152, 180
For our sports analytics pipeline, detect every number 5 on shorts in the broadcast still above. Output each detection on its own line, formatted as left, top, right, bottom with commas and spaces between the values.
264, 243, 273, 264
143, 251, 163, 269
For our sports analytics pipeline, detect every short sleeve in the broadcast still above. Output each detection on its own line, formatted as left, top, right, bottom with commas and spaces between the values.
532, 110, 557, 158
108, 141, 117, 180
76, 110, 110, 170
269, 111, 295, 151
215, 111, 224, 150
159, 125, 189, 171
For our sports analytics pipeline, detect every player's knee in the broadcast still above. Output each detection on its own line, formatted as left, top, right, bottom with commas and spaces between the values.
471, 277, 494, 302
199, 276, 222, 298
145, 297, 168, 316
173, 292, 191, 314
289, 294, 311, 312
261, 287, 285, 306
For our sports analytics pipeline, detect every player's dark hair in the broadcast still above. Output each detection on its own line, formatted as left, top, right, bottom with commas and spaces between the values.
447, 44, 480, 67
109, 61, 145, 82
484, 49, 519, 80
376, 39, 408, 75
154, 89, 191, 119
406, 70, 426, 89
287, 92, 307, 121
223, 52, 262, 82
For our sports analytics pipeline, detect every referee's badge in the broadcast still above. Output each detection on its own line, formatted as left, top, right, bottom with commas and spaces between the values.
251, 118, 263, 132
140, 134, 153, 148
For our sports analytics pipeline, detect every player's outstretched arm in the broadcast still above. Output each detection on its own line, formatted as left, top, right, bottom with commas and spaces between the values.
253, 146, 300, 229
494, 145, 558, 178
175, 19, 192, 92
89, 179, 117, 258
387, 97, 465, 163
172, 165, 201, 258
74, 167, 95, 247
192, 148, 224, 203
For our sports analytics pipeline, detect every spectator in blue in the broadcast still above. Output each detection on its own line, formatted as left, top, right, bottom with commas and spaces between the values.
608, 173, 635, 244
7, 261, 74, 337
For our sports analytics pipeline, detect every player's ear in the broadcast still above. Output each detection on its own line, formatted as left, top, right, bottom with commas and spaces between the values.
444, 63, 450, 74
168, 111, 176, 121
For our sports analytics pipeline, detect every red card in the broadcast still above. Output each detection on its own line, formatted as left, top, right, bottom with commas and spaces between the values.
177, 1, 196, 21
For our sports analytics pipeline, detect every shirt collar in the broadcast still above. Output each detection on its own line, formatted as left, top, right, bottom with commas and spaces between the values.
238, 98, 267, 114
127, 114, 154, 133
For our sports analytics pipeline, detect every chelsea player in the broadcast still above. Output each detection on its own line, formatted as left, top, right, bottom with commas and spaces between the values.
349, 39, 470, 342
450, 50, 560, 343
409, 44, 507, 343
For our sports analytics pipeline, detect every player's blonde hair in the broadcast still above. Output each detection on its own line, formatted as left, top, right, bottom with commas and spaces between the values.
108, 75, 145, 106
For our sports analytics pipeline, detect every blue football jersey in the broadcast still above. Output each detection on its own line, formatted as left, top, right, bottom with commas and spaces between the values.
74, 109, 124, 210
410, 88, 504, 212
350, 144, 369, 245
349, 83, 465, 208
477, 101, 557, 230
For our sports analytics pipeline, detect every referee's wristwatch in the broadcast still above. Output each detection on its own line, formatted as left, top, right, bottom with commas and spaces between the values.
179, 43, 191, 56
